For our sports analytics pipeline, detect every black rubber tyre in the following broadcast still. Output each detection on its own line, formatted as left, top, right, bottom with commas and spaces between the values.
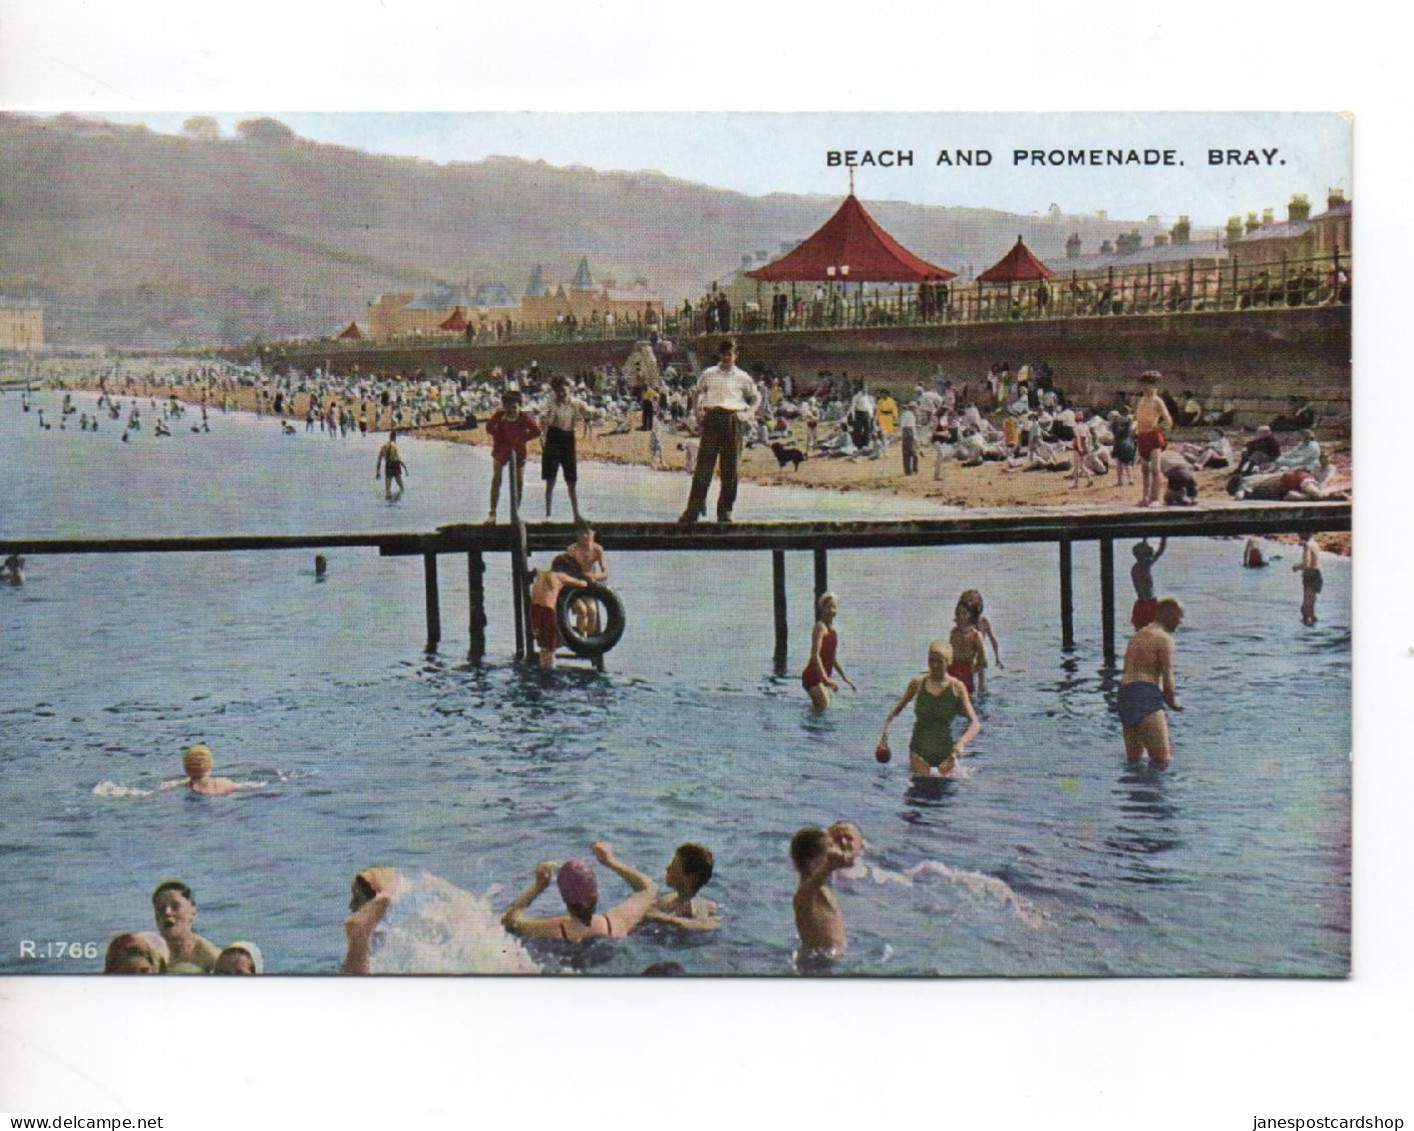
556, 584, 626, 657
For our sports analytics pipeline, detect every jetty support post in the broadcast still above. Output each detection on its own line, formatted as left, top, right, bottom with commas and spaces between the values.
813, 547, 828, 607
772, 550, 788, 664
467, 551, 486, 662
423, 552, 441, 651
1099, 537, 1116, 665
1059, 539, 1075, 651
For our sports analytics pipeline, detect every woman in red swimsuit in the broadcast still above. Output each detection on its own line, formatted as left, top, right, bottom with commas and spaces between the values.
499, 842, 658, 942
802, 592, 856, 709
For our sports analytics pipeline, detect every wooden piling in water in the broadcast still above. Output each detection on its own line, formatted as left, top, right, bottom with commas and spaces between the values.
1059, 539, 1074, 651
468, 551, 486, 661
772, 550, 788, 663
1099, 537, 1116, 664
423, 552, 441, 650
813, 547, 828, 606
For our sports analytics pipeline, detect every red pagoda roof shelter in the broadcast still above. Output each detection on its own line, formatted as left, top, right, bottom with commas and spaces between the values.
439, 307, 468, 332
746, 194, 955, 284
337, 321, 362, 340
976, 237, 1055, 283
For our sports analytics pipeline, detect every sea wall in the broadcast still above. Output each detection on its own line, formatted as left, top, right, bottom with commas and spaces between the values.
276, 305, 1350, 422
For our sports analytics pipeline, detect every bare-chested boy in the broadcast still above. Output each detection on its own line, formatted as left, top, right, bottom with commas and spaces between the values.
642, 843, 720, 931
790, 824, 861, 958
1117, 597, 1184, 766
1295, 534, 1322, 625
1134, 372, 1174, 507
1129, 537, 1167, 629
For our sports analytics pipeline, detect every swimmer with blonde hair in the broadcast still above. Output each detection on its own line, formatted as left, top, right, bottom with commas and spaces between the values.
879, 639, 980, 776
802, 592, 856, 709
181, 744, 241, 796
1118, 597, 1185, 766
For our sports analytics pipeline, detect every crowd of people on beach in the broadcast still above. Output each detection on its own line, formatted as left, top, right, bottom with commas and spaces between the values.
5, 343, 1343, 973
9, 339, 1350, 520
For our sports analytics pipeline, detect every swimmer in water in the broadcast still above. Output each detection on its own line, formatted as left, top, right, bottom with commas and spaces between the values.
1130, 537, 1167, 629
343, 866, 400, 975
375, 429, 407, 499
879, 640, 980, 777
2, 554, 24, 586
642, 843, 720, 932
151, 880, 221, 972
790, 823, 861, 959
1242, 537, 1268, 569
1117, 597, 1184, 766
103, 931, 169, 974
500, 841, 658, 941
528, 554, 592, 669
802, 592, 856, 709
213, 941, 264, 974
180, 743, 242, 796
1295, 534, 1322, 626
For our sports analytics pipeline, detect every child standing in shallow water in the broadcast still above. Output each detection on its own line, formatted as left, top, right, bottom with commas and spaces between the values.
1130, 537, 1167, 629
790, 824, 860, 958
949, 589, 1001, 693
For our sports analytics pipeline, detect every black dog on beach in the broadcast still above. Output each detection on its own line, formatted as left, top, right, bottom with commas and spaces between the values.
770, 442, 807, 471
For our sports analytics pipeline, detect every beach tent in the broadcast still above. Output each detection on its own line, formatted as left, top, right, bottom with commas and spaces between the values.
337, 321, 362, 340
746, 194, 955, 284
439, 307, 468, 332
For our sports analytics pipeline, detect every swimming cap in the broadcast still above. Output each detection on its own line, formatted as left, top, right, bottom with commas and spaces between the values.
556, 859, 598, 908
183, 744, 213, 775
220, 941, 264, 974
355, 867, 400, 897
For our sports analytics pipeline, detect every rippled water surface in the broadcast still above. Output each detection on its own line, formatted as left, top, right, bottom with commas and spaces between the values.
0, 389, 1350, 975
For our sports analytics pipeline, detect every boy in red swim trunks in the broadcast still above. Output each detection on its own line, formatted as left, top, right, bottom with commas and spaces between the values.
486, 390, 542, 523
1129, 537, 1166, 628
1134, 371, 1174, 507
528, 554, 591, 668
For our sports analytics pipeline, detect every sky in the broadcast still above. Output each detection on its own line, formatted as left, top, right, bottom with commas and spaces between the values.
44, 110, 1351, 230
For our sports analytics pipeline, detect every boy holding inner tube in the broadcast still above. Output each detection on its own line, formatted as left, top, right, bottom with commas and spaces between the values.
528, 554, 591, 668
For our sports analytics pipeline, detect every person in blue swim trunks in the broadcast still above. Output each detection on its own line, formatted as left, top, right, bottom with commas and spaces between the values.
1117, 597, 1184, 766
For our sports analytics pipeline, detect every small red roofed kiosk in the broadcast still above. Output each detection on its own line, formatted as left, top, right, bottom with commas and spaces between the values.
975, 236, 1056, 319
439, 307, 468, 333
337, 321, 362, 340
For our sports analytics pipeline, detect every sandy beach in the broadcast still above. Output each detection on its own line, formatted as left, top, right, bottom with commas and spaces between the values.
102, 378, 1353, 553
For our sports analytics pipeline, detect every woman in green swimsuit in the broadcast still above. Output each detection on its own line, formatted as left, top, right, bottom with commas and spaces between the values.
879, 639, 980, 776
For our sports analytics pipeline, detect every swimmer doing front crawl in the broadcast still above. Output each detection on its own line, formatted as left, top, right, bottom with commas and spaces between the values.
1117, 597, 1184, 766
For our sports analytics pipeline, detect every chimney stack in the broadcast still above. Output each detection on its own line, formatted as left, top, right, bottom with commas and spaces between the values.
1245, 212, 1261, 235
1170, 215, 1191, 245
1261, 208, 1275, 227
1326, 187, 1347, 210
1152, 233, 1169, 247
1065, 233, 1082, 259
1288, 194, 1311, 223
1226, 216, 1244, 246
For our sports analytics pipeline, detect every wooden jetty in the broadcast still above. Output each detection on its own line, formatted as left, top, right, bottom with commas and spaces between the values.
0, 500, 1349, 666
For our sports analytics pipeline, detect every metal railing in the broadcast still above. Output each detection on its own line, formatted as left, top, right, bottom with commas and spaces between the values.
271, 250, 1350, 360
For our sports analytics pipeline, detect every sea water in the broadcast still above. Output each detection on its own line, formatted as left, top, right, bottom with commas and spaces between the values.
0, 388, 1350, 975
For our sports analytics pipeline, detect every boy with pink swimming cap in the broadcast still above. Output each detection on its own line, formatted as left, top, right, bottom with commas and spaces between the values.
500, 842, 658, 942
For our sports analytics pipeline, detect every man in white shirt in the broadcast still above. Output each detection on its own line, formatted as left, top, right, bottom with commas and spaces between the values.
679, 339, 762, 523
848, 386, 876, 449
